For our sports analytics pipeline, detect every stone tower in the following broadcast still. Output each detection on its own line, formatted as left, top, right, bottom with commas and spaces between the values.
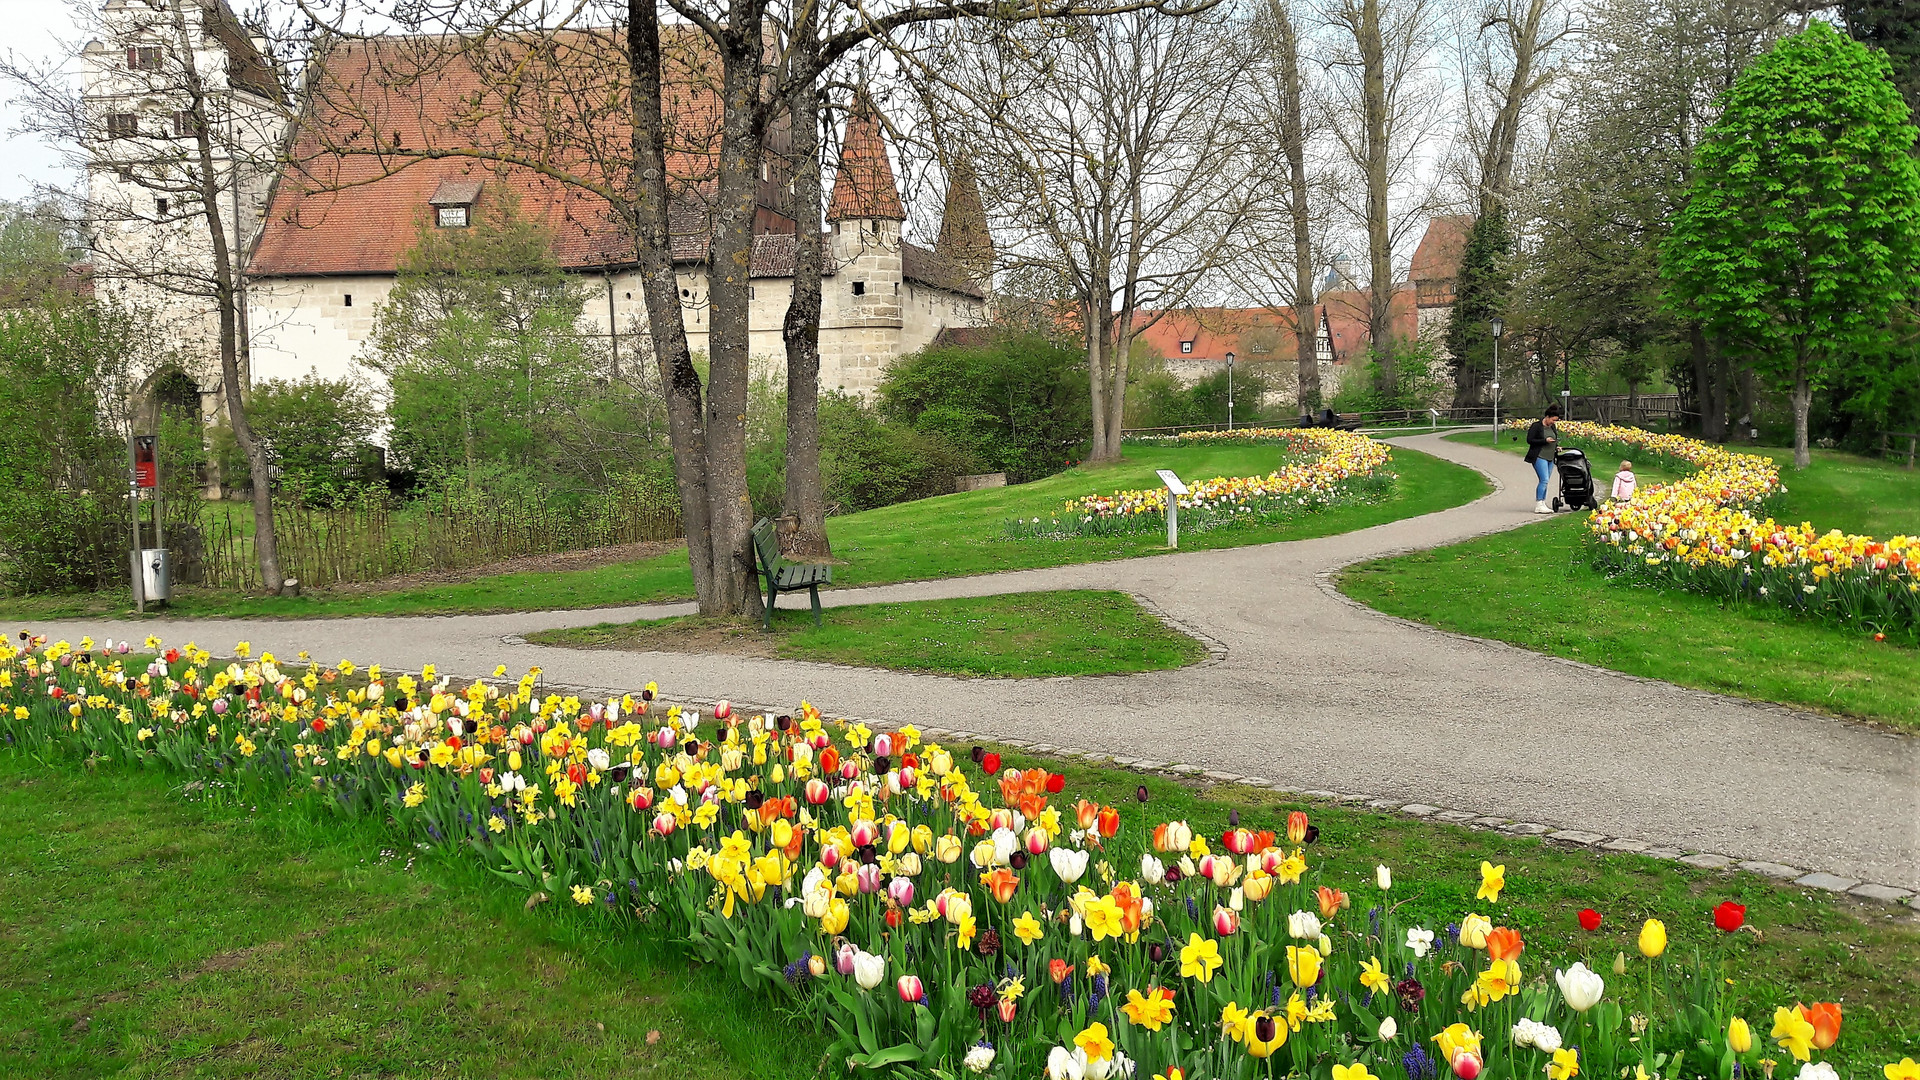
934, 156, 994, 291
822, 94, 906, 394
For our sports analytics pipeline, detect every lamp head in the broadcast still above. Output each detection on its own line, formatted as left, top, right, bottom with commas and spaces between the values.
1490, 317, 1504, 337
1226, 351, 1235, 364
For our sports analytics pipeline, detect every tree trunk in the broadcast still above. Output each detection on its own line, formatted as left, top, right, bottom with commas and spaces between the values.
629, 0, 715, 610
703, 25, 772, 617
169, 6, 282, 596
1087, 290, 1115, 460
781, 75, 831, 557
1273, 0, 1321, 411
1359, 0, 1395, 386
1791, 348, 1812, 470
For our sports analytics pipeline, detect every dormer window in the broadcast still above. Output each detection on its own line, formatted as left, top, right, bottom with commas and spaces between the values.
1180, 340, 1194, 354
428, 178, 482, 229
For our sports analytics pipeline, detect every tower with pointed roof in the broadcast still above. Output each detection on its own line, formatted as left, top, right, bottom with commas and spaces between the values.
821, 94, 908, 393
934, 156, 994, 290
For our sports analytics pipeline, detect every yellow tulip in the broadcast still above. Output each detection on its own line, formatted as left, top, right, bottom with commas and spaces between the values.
1459, 913, 1492, 949
1729, 1016, 1752, 1054
1286, 944, 1321, 987
1638, 918, 1667, 958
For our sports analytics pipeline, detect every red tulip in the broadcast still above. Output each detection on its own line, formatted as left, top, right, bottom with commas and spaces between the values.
1578, 908, 1603, 932
805, 778, 830, 805
1045, 772, 1065, 794
1096, 806, 1120, 838
1224, 828, 1254, 855
819, 746, 840, 775
897, 975, 923, 1003
997, 997, 1017, 1022
981, 752, 1001, 775
1713, 901, 1746, 933
1213, 905, 1240, 936
1451, 1052, 1483, 1080
1286, 811, 1309, 845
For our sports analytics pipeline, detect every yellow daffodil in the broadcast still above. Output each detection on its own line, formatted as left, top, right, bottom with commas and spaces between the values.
1074, 1022, 1114, 1063
570, 884, 593, 905
1220, 1002, 1249, 1042
1121, 987, 1175, 1031
1334, 1064, 1376, 1080
1360, 956, 1389, 995
1885, 1059, 1920, 1080
1771, 1006, 1815, 1062
1012, 910, 1044, 946
1179, 932, 1222, 982
1085, 895, 1125, 942
1477, 861, 1505, 902
1549, 1048, 1580, 1080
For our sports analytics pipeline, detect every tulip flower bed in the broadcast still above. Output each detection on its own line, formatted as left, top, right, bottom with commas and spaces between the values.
1009, 430, 1394, 540
1524, 422, 1920, 638
7, 636, 1912, 1080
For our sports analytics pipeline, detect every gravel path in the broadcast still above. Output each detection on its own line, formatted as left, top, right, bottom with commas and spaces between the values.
22, 432, 1918, 892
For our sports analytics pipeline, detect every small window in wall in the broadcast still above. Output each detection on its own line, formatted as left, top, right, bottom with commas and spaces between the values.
852, 281, 866, 296
624, 292, 632, 300
435, 205, 469, 228
1180, 340, 1194, 354
172, 111, 196, 139
749, 286, 755, 299
344, 293, 353, 308
127, 45, 162, 71
428, 178, 481, 229
107, 113, 138, 139
117, 166, 134, 182
154, 197, 168, 216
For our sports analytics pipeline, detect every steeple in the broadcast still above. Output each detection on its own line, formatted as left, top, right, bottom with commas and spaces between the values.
827, 94, 906, 223
934, 156, 993, 287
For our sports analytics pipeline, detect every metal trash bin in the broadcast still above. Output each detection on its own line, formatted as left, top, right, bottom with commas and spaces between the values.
140, 548, 170, 603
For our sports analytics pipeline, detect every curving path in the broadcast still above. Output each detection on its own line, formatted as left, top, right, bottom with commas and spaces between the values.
21, 433, 1919, 892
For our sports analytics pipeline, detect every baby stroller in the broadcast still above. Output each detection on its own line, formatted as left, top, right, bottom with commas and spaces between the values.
1552, 447, 1601, 512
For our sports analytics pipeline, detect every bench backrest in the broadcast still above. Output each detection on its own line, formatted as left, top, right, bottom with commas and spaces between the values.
751, 518, 782, 572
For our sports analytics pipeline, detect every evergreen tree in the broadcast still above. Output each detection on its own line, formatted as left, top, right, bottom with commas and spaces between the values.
1445, 207, 1513, 408
1663, 22, 1920, 468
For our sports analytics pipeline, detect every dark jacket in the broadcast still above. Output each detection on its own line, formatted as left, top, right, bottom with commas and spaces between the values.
1524, 419, 1558, 463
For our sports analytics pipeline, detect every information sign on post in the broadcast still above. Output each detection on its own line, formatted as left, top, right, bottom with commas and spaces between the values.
133, 435, 158, 489
1157, 469, 1188, 548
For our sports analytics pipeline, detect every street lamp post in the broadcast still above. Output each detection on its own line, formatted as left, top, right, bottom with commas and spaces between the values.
1490, 318, 1503, 445
1561, 352, 1572, 421
1226, 351, 1236, 431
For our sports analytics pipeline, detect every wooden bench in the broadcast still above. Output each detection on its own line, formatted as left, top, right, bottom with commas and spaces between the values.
751, 517, 831, 630
1295, 412, 1365, 431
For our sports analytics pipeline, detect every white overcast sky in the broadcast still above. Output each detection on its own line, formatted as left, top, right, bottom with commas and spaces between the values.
0, 0, 83, 202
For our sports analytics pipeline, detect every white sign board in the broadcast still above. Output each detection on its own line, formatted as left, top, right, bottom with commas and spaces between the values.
1156, 469, 1189, 496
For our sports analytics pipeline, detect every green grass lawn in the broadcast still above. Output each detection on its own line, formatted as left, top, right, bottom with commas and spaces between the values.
4, 441, 1487, 621
0, 756, 821, 1079
6, 743, 1913, 1076
1340, 435, 1920, 729
527, 590, 1207, 678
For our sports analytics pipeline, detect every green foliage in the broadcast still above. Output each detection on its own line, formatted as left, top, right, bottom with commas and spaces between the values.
366, 195, 658, 501
1663, 23, 1920, 449
1126, 366, 1271, 429
1445, 207, 1513, 402
0, 302, 144, 593
877, 333, 1088, 482
0, 200, 78, 305
817, 391, 981, 514
1330, 338, 1450, 413
218, 374, 382, 505
1842, 0, 1920, 116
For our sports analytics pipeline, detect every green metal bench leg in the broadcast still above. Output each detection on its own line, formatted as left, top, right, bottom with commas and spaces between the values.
809, 584, 821, 627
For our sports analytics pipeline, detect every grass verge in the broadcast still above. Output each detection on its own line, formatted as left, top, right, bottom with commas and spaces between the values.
1338, 436, 1920, 730
0, 755, 821, 1079
525, 590, 1208, 678
2, 442, 1487, 622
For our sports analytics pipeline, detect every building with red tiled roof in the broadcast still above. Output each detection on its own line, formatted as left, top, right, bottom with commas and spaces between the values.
85, 17, 987, 400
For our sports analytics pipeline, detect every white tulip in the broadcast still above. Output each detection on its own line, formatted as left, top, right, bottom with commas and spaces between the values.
1287, 910, 1322, 939
1799, 1064, 1839, 1080
587, 747, 611, 771
964, 1044, 997, 1073
1047, 1046, 1087, 1080
1376, 864, 1393, 890
1555, 962, 1606, 1013
1139, 853, 1166, 884
1050, 847, 1090, 884
991, 827, 1018, 866
1379, 1016, 1398, 1041
851, 949, 886, 990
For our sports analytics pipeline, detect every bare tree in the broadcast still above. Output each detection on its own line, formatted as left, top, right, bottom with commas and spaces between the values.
919, 8, 1255, 461
1466, 0, 1574, 215
295, 0, 1198, 616
2, 0, 298, 595
1320, 0, 1441, 384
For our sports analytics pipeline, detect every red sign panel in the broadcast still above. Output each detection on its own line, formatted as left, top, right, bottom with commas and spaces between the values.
134, 435, 157, 489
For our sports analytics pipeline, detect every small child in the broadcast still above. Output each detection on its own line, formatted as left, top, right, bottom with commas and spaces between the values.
1611, 460, 1637, 502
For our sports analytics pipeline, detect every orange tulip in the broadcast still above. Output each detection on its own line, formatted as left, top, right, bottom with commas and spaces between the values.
1097, 805, 1121, 838
981, 867, 1020, 903
1112, 882, 1145, 933
1484, 927, 1524, 963
1316, 886, 1349, 918
1076, 799, 1101, 831
1800, 1003, 1841, 1050
1050, 958, 1075, 984
819, 746, 839, 775
1287, 811, 1309, 845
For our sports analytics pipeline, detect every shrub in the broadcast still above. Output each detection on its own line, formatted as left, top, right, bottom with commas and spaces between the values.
878, 333, 1088, 482
1126, 367, 1270, 430
216, 374, 382, 506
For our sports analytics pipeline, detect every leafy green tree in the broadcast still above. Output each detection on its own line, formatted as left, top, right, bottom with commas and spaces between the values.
877, 334, 1089, 483
1663, 22, 1920, 468
364, 196, 638, 498
1445, 207, 1513, 407
1843, 0, 1920, 118
218, 375, 381, 506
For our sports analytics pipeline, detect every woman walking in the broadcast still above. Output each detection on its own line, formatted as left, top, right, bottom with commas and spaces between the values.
1524, 405, 1561, 514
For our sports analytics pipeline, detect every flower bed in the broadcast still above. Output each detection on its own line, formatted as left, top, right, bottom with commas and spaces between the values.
1532, 421, 1920, 637
1011, 430, 1394, 539
5, 635, 1908, 1079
